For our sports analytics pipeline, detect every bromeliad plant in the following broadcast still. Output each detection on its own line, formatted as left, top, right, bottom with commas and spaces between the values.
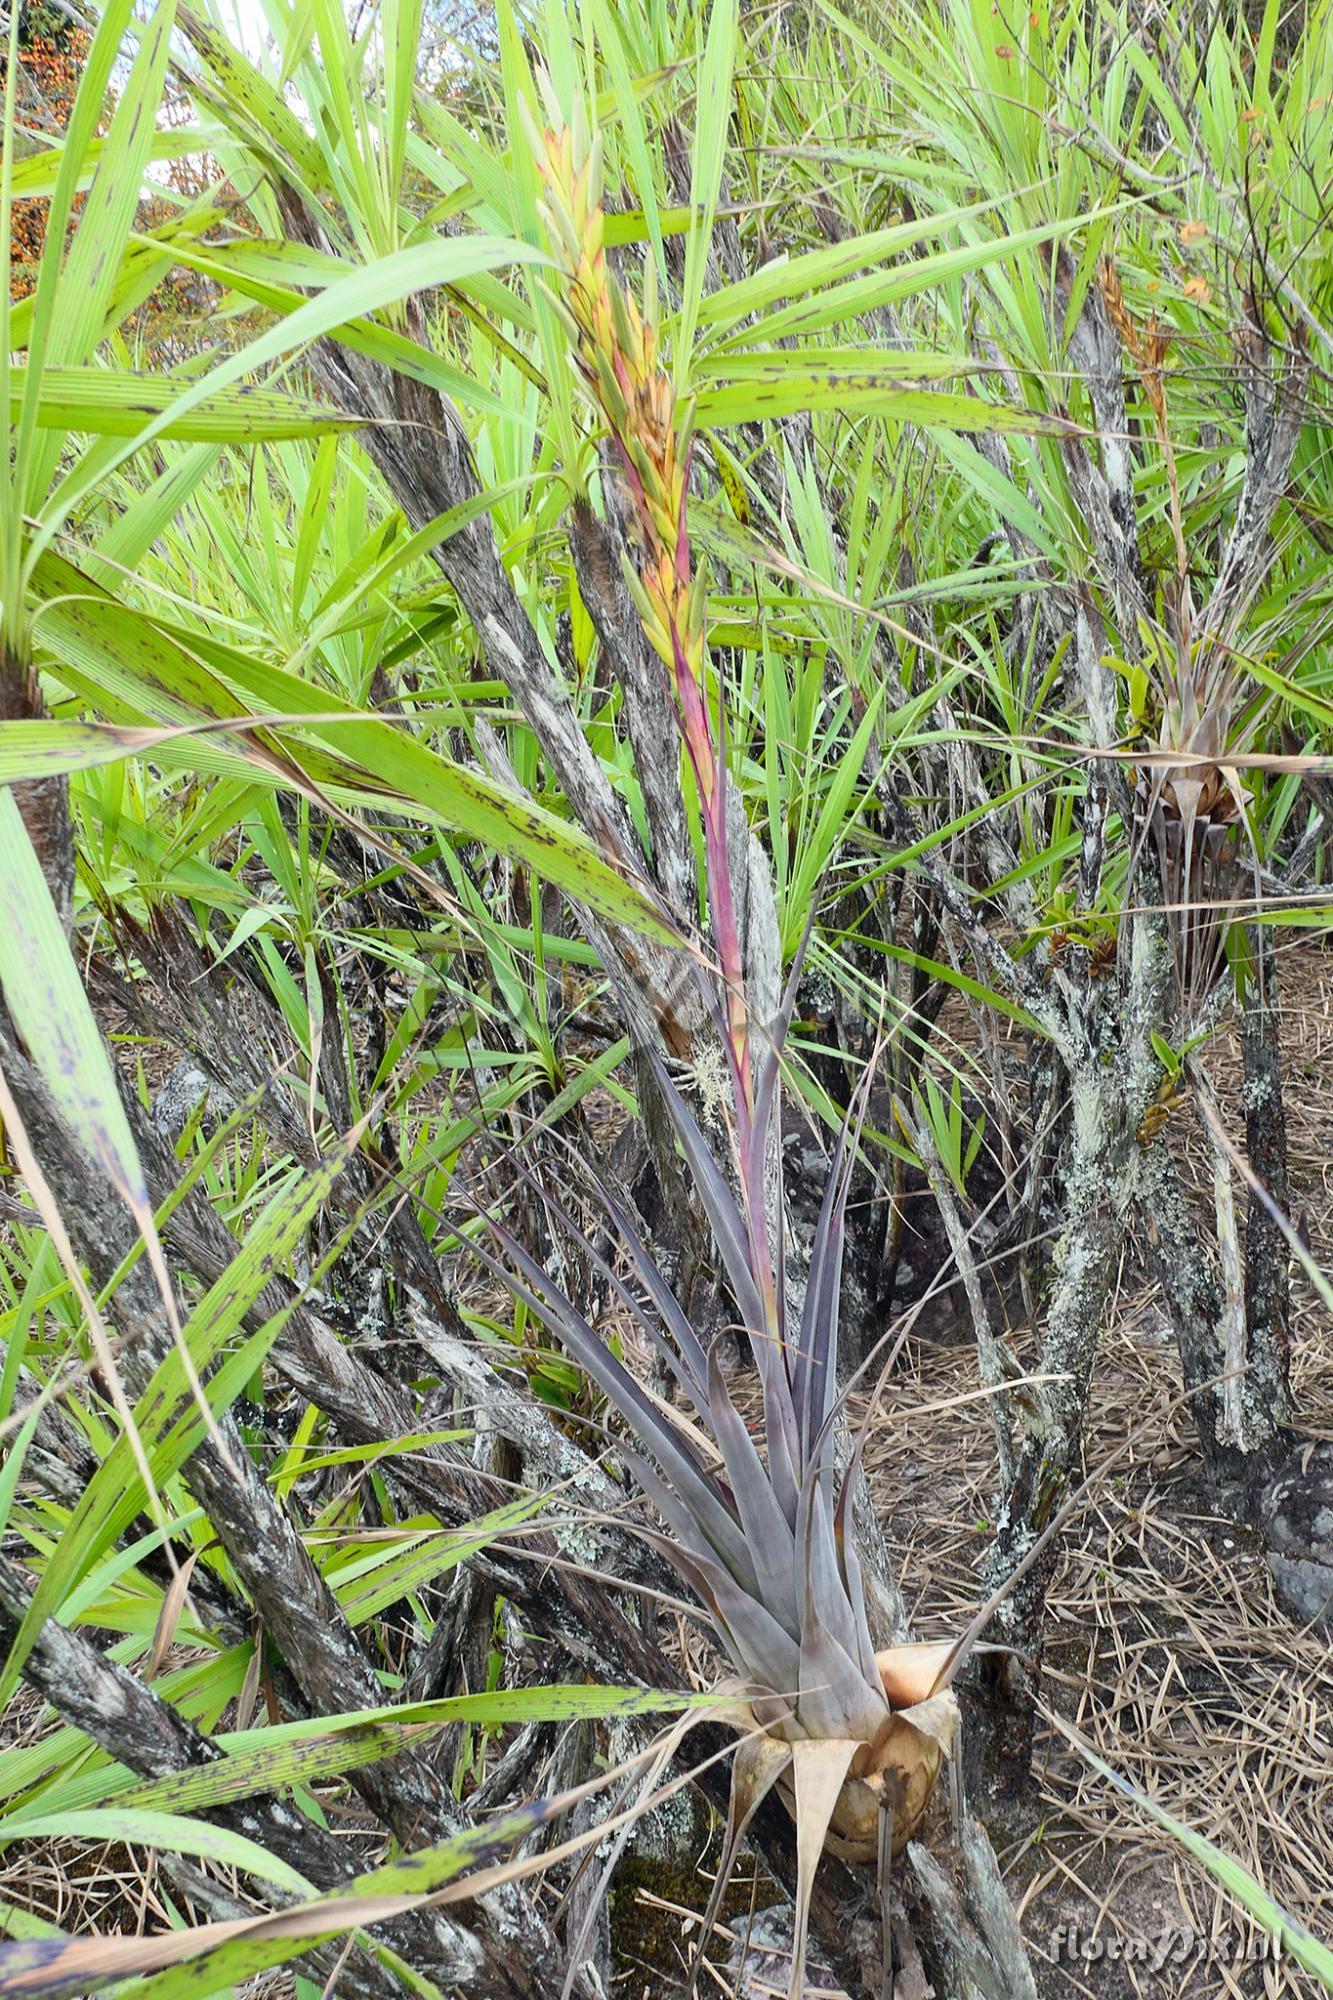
1097, 258, 1304, 1015
475, 93, 960, 2000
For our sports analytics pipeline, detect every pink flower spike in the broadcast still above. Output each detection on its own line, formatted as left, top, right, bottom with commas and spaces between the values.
675, 443, 695, 584
673, 637, 714, 788
671, 619, 699, 701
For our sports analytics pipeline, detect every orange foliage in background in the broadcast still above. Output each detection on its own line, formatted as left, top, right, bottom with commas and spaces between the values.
8, 4, 218, 340
10, 6, 91, 298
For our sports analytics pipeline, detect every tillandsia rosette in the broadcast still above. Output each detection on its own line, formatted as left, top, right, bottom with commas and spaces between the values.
1098, 261, 1263, 1016
473, 964, 962, 1999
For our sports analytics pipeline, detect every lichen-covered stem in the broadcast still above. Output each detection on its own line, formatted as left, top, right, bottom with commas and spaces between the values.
972, 1062, 1125, 1782
1240, 927, 1294, 1445
1139, 1132, 1291, 1496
